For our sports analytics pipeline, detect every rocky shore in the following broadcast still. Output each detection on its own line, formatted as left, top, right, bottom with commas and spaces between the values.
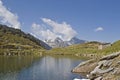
72, 51, 120, 80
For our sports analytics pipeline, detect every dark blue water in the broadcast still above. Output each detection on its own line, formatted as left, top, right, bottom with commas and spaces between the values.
0, 55, 84, 80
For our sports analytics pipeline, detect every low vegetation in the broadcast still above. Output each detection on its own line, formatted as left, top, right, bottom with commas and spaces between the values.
0, 24, 47, 57
100, 40, 120, 54
47, 40, 120, 57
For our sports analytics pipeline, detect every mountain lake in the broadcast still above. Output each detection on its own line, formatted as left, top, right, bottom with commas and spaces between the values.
0, 55, 87, 80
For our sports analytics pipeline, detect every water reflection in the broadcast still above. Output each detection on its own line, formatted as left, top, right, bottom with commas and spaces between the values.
0, 56, 34, 73
0, 55, 85, 80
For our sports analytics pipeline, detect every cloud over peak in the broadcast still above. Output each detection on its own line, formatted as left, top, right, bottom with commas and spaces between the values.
32, 23, 58, 41
31, 18, 77, 41
0, 0, 21, 29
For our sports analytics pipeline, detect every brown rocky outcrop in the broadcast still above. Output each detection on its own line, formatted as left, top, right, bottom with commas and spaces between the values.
72, 51, 120, 80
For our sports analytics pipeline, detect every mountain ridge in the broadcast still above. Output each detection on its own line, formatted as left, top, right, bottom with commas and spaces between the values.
45, 37, 86, 48
0, 24, 51, 50
0, 24, 51, 55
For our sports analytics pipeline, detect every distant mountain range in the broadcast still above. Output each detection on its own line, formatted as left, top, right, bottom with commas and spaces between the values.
68, 37, 86, 45
45, 37, 86, 48
0, 24, 85, 50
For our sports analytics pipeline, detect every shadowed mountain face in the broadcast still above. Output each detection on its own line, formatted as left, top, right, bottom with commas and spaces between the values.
68, 37, 86, 45
45, 37, 86, 48
0, 24, 51, 50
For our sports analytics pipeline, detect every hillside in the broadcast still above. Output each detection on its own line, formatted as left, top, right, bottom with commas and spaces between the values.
48, 40, 120, 57
47, 41, 101, 55
0, 24, 51, 56
100, 40, 120, 54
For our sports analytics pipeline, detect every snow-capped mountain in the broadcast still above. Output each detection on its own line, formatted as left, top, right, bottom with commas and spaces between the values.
45, 37, 86, 48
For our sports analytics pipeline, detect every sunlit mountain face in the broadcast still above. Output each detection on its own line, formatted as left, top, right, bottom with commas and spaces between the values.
45, 37, 86, 48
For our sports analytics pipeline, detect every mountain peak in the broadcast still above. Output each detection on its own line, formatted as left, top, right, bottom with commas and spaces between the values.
45, 37, 86, 48
54, 37, 63, 43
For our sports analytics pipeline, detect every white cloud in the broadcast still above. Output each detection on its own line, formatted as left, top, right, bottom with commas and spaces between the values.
31, 18, 77, 41
41, 18, 77, 41
0, 0, 21, 29
31, 23, 59, 41
95, 27, 104, 32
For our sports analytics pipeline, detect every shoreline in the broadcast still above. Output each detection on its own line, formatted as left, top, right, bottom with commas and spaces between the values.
72, 51, 120, 80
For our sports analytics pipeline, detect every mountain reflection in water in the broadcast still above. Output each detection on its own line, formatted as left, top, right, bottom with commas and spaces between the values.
0, 55, 85, 80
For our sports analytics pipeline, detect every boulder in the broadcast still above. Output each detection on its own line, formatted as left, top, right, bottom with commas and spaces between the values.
72, 51, 120, 80
91, 60, 114, 74
95, 77, 102, 80
112, 68, 120, 75
72, 59, 97, 73
100, 52, 120, 61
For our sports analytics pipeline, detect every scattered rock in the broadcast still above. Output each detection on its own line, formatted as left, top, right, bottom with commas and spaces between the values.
91, 67, 114, 74
91, 60, 114, 74
76, 59, 95, 67
100, 52, 120, 61
95, 77, 102, 80
87, 73, 99, 80
112, 68, 120, 75
72, 59, 97, 73
101, 60, 113, 67
117, 61, 120, 64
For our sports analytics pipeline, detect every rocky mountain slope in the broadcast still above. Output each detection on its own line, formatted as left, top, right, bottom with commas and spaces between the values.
68, 37, 86, 45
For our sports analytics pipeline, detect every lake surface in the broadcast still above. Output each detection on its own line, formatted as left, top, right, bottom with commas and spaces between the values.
0, 55, 85, 80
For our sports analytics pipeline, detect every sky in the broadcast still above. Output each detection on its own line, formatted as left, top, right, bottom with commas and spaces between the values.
0, 0, 120, 42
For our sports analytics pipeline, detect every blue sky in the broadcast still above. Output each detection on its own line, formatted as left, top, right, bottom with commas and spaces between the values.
0, 0, 120, 42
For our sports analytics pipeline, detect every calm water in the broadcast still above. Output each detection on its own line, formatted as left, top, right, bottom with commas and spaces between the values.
0, 55, 85, 80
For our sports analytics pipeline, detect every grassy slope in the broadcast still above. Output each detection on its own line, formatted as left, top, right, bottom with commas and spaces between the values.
47, 41, 101, 55
48, 41, 120, 56
100, 40, 120, 54
0, 25, 45, 56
